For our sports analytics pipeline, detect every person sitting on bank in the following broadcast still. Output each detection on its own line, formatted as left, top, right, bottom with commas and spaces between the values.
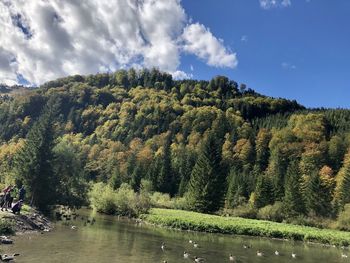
19, 185, 26, 202
12, 200, 23, 215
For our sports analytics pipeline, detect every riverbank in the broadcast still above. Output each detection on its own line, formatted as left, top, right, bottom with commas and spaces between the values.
142, 208, 350, 247
0, 205, 52, 235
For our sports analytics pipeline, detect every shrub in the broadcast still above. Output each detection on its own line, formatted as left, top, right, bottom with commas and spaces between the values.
89, 182, 151, 217
0, 219, 14, 235
150, 192, 173, 208
89, 182, 118, 214
284, 215, 332, 229
223, 204, 257, 219
257, 202, 284, 222
173, 197, 188, 210
337, 203, 350, 231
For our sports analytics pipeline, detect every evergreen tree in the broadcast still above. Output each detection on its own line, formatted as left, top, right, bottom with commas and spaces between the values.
305, 171, 334, 217
186, 133, 226, 213
14, 98, 59, 211
270, 150, 288, 200
177, 151, 194, 196
283, 161, 305, 217
253, 174, 274, 209
126, 153, 137, 182
130, 164, 143, 192
225, 167, 247, 208
157, 135, 175, 195
147, 154, 162, 191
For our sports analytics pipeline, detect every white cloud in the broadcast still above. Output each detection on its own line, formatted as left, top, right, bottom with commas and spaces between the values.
172, 70, 193, 80
281, 62, 296, 70
182, 23, 238, 68
260, 0, 291, 9
0, 0, 237, 85
241, 35, 248, 42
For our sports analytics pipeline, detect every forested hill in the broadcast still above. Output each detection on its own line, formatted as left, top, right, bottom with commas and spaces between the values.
1, 69, 350, 219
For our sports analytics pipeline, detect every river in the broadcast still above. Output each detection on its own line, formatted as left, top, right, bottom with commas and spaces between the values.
3, 209, 348, 262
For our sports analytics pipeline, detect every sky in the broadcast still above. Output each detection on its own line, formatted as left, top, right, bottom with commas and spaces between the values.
0, 0, 349, 108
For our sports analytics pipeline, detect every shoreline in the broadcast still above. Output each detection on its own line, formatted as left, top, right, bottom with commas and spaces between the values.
0, 207, 52, 236
142, 208, 350, 247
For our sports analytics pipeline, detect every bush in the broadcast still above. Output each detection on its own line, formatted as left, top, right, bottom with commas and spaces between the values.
89, 182, 151, 217
150, 192, 173, 208
89, 182, 118, 214
0, 219, 14, 235
257, 202, 284, 222
222, 204, 257, 219
284, 215, 332, 229
172, 197, 188, 210
337, 204, 350, 231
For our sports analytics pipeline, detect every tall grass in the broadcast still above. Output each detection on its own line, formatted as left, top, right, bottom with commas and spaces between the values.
143, 208, 350, 246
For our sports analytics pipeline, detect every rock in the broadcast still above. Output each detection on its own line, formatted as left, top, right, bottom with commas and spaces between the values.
0, 238, 13, 244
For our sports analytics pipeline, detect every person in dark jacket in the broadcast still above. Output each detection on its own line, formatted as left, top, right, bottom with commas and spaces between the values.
12, 200, 23, 214
1, 187, 13, 211
19, 186, 26, 201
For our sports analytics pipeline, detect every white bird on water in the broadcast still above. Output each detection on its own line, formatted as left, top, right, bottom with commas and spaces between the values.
161, 242, 166, 250
229, 254, 236, 261
257, 251, 263, 257
292, 253, 297, 258
341, 253, 348, 258
194, 256, 205, 262
184, 251, 189, 258
193, 242, 199, 248
274, 250, 279, 256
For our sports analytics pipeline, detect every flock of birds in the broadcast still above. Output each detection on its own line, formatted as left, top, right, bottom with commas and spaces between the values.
59, 208, 350, 263
159, 240, 349, 262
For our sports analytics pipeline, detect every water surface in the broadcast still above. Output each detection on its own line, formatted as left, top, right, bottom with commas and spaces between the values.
3, 210, 348, 262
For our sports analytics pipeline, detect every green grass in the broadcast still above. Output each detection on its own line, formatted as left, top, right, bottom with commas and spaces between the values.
143, 208, 350, 246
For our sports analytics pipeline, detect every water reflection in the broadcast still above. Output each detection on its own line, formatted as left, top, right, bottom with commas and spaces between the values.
3, 209, 348, 263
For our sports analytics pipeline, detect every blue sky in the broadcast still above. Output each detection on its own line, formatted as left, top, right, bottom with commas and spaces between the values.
0, 0, 349, 108
180, 0, 350, 108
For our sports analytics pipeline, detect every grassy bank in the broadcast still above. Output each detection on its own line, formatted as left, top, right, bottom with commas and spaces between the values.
143, 208, 350, 246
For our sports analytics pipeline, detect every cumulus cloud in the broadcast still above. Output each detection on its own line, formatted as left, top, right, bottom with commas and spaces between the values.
172, 70, 193, 80
260, 0, 291, 9
0, 0, 237, 85
281, 62, 296, 70
182, 23, 238, 68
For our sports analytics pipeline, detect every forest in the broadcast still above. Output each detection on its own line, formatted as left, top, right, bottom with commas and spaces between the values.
1, 68, 350, 229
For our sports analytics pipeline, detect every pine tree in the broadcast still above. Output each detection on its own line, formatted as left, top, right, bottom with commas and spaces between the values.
126, 153, 137, 182
157, 135, 175, 195
186, 133, 226, 213
305, 171, 334, 217
14, 98, 59, 211
255, 129, 271, 172
225, 168, 247, 208
147, 154, 161, 191
270, 150, 288, 200
283, 161, 305, 217
253, 174, 274, 209
130, 164, 143, 192
177, 151, 194, 196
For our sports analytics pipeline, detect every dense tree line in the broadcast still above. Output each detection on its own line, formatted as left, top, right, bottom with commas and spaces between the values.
0, 69, 350, 220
